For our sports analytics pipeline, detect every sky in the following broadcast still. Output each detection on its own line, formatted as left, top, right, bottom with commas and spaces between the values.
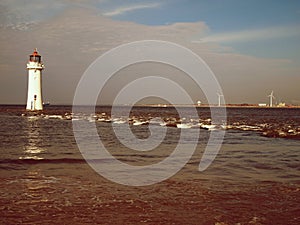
0, 0, 300, 105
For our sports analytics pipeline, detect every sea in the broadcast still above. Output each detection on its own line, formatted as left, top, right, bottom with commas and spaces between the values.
0, 105, 299, 225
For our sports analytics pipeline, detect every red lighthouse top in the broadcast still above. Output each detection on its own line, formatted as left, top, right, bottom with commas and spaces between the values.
29, 48, 41, 63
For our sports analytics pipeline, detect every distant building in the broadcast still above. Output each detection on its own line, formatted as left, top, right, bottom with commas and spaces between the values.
258, 103, 267, 107
277, 102, 286, 107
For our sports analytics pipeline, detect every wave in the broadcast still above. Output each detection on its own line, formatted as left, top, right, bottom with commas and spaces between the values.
15, 109, 300, 140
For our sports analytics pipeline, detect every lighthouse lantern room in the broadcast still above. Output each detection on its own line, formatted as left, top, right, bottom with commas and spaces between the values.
26, 49, 44, 111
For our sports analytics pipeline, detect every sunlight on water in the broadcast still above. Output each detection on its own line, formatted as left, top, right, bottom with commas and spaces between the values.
19, 117, 45, 160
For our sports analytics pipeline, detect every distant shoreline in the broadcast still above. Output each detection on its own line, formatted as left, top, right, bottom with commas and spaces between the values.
1, 104, 300, 109
135, 104, 300, 108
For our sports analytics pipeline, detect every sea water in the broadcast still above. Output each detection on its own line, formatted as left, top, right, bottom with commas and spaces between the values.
0, 105, 299, 224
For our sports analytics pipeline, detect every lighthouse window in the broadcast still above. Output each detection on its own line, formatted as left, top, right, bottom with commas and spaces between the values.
29, 55, 41, 62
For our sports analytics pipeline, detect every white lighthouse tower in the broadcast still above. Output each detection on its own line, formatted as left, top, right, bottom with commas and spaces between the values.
26, 49, 44, 111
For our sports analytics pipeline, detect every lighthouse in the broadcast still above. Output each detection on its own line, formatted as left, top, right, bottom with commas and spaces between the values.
26, 49, 44, 111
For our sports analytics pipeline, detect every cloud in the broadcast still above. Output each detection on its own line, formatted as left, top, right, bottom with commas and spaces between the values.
0, 7, 211, 104
103, 2, 162, 17
195, 25, 300, 43
0, 0, 163, 29
0, 7, 299, 105
0, 0, 66, 29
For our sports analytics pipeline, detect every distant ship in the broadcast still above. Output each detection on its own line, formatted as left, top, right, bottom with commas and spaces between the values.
43, 101, 50, 106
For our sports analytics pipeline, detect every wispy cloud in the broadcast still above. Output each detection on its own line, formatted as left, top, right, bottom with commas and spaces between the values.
194, 25, 300, 43
103, 2, 162, 17
0, 0, 110, 27
0, 0, 66, 28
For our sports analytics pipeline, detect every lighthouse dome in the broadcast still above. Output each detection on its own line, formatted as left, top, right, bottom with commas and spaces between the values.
29, 48, 41, 63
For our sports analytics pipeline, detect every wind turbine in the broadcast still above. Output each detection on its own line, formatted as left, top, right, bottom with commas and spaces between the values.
268, 91, 275, 107
217, 92, 223, 107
